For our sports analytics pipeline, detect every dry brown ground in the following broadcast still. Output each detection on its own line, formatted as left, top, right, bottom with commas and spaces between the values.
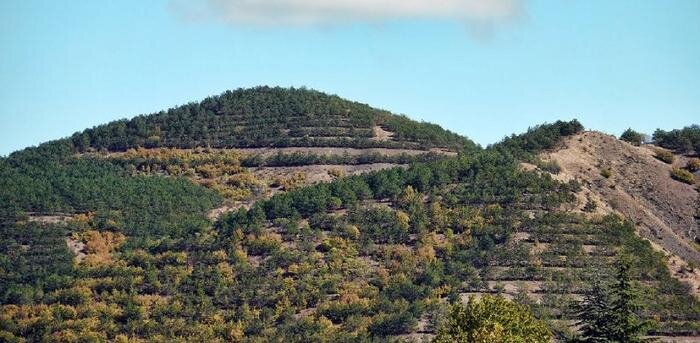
26, 214, 73, 224
371, 125, 395, 142
538, 131, 700, 296
65, 236, 86, 263
249, 162, 405, 183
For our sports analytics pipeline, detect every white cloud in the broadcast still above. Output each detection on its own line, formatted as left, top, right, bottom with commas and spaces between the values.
170, 0, 526, 27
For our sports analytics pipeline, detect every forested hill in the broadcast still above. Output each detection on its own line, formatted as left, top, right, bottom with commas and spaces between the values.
1, 85, 698, 342
0, 86, 478, 229
60, 86, 477, 153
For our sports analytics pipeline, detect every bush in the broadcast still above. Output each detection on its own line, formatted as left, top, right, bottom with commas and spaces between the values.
492, 120, 584, 159
600, 168, 612, 178
686, 158, 700, 172
653, 125, 700, 153
434, 295, 552, 342
535, 159, 561, 174
620, 128, 644, 146
654, 149, 674, 164
670, 168, 695, 185
583, 197, 598, 212
368, 311, 417, 336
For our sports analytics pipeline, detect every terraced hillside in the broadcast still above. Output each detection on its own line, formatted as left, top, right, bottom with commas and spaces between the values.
1, 89, 698, 342
69, 86, 475, 153
540, 132, 699, 263
3, 87, 471, 221
536, 131, 700, 297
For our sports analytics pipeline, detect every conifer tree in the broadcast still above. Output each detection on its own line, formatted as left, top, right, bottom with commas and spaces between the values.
574, 280, 613, 342
608, 256, 648, 342
572, 256, 650, 343
620, 128, 644, 146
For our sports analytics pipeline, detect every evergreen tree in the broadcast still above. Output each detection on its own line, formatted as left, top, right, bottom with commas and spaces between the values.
620, 128, 644, 146
574, 280, 614, 342
608, 257, 648, 342
572, 256, 650, 343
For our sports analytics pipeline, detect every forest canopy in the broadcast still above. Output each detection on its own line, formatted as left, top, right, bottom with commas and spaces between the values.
64, 86, 478, 153
653, 125, 700, 153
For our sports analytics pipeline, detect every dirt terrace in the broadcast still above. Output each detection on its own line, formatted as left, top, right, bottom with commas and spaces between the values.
233, 146, 456, 157
539, 131, 700, 295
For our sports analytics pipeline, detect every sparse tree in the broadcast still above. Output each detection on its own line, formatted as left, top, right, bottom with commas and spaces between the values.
620, 128, 644, 146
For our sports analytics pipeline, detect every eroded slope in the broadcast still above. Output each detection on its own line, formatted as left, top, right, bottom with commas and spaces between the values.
539, 131, 700, 291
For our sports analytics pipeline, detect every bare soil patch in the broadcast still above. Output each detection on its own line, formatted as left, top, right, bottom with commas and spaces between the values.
371, 125, 395, 142
249, 163, 405, 184
65, 236, 86, 263
26, 214, 73, 224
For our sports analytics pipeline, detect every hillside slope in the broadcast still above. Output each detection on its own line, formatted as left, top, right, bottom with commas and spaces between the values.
1, 87, 473, 222
537, 131, 700, 298
540, 132, 699, 265
1, 94, 699, 342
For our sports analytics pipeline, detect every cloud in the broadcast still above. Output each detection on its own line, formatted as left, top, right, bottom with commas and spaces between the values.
170, 0, 526, 28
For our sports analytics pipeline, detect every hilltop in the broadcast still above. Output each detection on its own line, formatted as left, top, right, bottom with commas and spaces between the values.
67, 86, 476, 153
1, 87, 474, 222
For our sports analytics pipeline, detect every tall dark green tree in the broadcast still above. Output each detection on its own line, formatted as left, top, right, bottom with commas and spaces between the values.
608, 257, 648, 342
572, 256, 649, 343
574, 280, 613, 342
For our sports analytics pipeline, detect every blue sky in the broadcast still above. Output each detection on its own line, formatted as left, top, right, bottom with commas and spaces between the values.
1, 0, 698, 156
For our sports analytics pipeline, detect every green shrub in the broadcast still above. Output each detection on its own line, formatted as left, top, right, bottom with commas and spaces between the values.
686, 158, 700, 172
653, 125, 700, 153
654, 149, 674, 164
368, 311, 417, 336
600, 168, 612, 178
583, 197, 598, 212
670, 168, 695, 185
434, 295, 552, 343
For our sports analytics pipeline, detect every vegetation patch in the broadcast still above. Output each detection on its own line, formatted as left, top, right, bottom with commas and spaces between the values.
620, 128, 644, 146
671, 167, 695, 185
653, 125, 700, 154
1, 87, 697, 342
686, 158, 700, 172
654, 148, 675, 164
68, 87, 479, 153
435, 295, 552, 342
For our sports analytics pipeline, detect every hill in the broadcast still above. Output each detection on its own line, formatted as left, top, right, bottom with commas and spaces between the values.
68, 86, 477, 153
534, 131, 700, 300
0, 89, 698, 342
1, 87, 473, 223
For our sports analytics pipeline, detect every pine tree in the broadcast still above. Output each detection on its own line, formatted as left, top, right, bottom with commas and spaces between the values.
572, 256, 650, 343
620, 128, 644, 146
608, 257, 648, 342
574, 280, 613, 342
